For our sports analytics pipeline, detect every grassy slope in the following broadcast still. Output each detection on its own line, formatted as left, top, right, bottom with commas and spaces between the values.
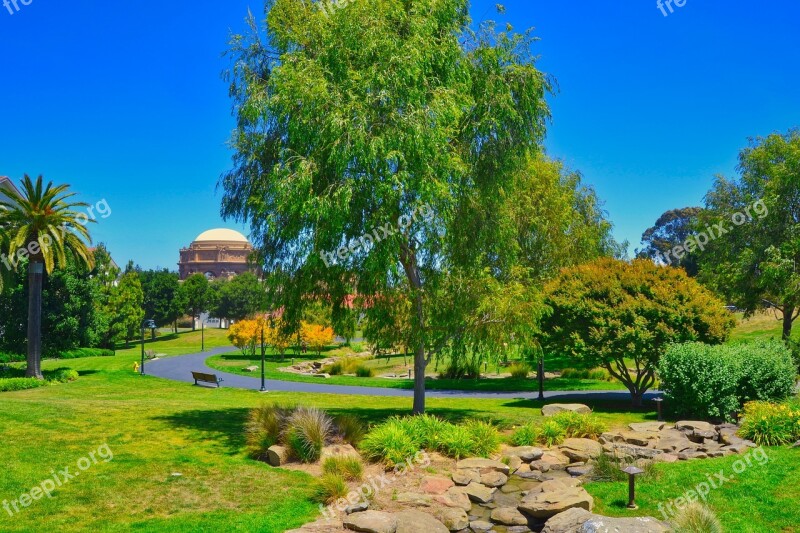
1, 331, 649, 533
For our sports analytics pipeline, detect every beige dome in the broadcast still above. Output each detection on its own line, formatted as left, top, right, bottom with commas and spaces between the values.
194, 228, 249, 243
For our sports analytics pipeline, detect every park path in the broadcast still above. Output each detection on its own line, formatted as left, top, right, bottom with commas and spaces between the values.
145, 348, 662, 402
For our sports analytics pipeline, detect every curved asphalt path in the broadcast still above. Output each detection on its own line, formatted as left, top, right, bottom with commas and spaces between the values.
145, 347, 662, 401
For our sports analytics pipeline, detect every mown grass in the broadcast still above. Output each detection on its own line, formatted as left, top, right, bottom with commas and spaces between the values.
585, 446, 800, 532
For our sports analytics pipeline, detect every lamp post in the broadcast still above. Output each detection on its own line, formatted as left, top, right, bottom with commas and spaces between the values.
622, 465, 645, 509
260, 326, 267, 392
201, 320, 205, 352
654, 397, 664, 422
537, 355, 545, 401
140, 318, 157, 375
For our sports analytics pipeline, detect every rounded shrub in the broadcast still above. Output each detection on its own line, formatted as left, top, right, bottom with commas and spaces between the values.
314, 472, 348, 504
360, 418, 419, 467
738, 401, 800, 446
464, 420, 500, 457
511, 422, 541, 447
323, 456, 364, 481
671, 503, 723, 533
508, 363, 530, 379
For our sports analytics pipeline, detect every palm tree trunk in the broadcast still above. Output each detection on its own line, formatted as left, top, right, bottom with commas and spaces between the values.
26, 261, 44, 379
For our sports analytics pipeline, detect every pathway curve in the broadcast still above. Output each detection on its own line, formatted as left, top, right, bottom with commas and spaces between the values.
145, 348, 662, 401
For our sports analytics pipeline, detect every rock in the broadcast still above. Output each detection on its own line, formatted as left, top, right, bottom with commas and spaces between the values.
457, 458, 511, 475
480, 471, 509, 488
452, 469, 480, 486
395, 510, 449, 533
344, 511, 398, 533
321, 444, 360, 461
654, 453, 679, 463
722, 443, 749, 454
793, 440, 800, 448
606, 443, 664, 460
491, 507, 529, 526
675, 420, 716, 433
267, 445, 290, 467
437, 508, 469, 531
396, 492, 433, 506
678, 451, 708, 460
464, 482, 496, 504
507, 527, 532, 533
518, 486, 594, 519
505, 455, 524, 472
541, 507, 669, 533
469, 521, 494, 532
655, 429, 697, 453
559, 439, 603, 462
434, 487, 472, 512
539, 478, 582, 493
244, 365, 259, 372
539, 451, 571, 470
619, 431, 655, 447
505, 446, 545, 462
346, 501, 370, 514
628, 422, 666, 433
566, 465, 594, 477
542, 404, 592, 417
421, 476, 455, 495
313, 373, 331, 379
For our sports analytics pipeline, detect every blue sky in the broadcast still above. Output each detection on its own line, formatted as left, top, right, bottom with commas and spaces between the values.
1, 0, 798, 269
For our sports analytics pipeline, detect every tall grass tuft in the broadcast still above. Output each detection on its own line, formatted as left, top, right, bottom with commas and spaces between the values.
246, 404, 293, 459
671, 503, 723, 533
285, 407, 332, 463
314, 473, 349, 504
334, 414, 366, 447
323, 455, 364, 481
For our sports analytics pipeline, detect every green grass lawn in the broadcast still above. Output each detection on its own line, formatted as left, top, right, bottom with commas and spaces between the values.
585, 446, 800, 533
0, 335, 651, 532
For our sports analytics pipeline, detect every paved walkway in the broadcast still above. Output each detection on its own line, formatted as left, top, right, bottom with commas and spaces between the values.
145, 348, 662, 401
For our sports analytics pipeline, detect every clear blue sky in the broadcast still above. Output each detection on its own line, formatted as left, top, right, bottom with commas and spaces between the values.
1, 0, 798, 269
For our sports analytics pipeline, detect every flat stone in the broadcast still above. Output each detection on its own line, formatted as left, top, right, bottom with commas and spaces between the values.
434, 487, 472, 511
559, 439, 603, 462
566, 465, 594, 477
395, 510, 448, 533
321, 444, 360, 461
541, 507, 669, 533
244, 365, 259, 372
504, 446, 545, 462
539, 451, 571, 470
267, 445, 290, 467
491, 507, 528, 526
396, 492, 433, 506
480, 471, 509, 488
346, 502, 370, 514
678, 451, 708, 460
457, 458, 511, 475
542, 404, 592, 417
452, 469, 480, 486
606, 443, 664, 460
654, 453, 679, 463
464, 482, 496, 504
421, 476, 455, 495
344, 511, 398, 533
507, 527, 532, 533
655, 429, 697, 453
539, 478, 582, 493
675, 420, 716, 433
620, 431, 655, 447
469, 521, 494, 532
629, 422, 666, 433
437, 508, 469, 531
518, 486, 594, 519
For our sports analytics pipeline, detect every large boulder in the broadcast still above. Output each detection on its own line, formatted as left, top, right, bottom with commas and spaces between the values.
463, 482, 496, 504
542, 404, 592, 417
541, 508, 669, 533
395, 510, 449, 533
451, 469, 480, 486
344, 511, 398, 533
491, 507, 529, 526
559, 439, 603, 462
480, 471, 509, 488
420, 476, 454, 495
433, 487, 472, 511
320, 444, 360, 462
456, 458, 510, 475
628, 422, 666, 433
436, 508, 469, 531
504, 446, 545, 462
518, 486, 594, 519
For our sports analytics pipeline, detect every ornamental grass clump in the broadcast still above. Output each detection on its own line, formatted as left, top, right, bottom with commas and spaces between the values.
286, 407, 333, 463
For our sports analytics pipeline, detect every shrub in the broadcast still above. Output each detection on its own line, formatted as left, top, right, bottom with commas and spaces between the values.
59, 348, 115, 359
591, 454, 658, 482
51, 369, 79, 383
0, 378, 48, 393
285, 407, 333, 463
671, 503, 723, 533
511, 422, 541, 447
560, 367, 610, 381
0, 352, 24, 364
323, 456, 364, 481
738, 401, 800, 446
314, 473, 348, 504
246, 404, 293, 459
405, 414, 449, 450
464, 420, 500, 457
355, 365, 374, 378
550, 411, 607, 439
438, 359, 481, 380
350, 342, 365, 353
334, 415, 366, 447
360, 418, 419, 467
660, 341, 797, 421
508, 363, 530, 379
539, 419, 566, 447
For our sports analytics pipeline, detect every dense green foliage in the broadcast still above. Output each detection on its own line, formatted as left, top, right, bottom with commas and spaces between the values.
660, 341, 797, 420
210, 272, 267, 321
738, 400, 800, 446
541, 258, 735, 405
140, 268, 187, 330
638, 207, 703, 276
511, 411, 606, 446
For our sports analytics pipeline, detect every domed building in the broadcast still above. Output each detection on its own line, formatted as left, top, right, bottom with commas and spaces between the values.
178, 228, 256, 280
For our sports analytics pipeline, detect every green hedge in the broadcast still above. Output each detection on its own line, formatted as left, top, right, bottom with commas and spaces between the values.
0, 352, 25, 364
59, 348, 115, 359
0, 378, 48, 392
659, 341, 796, 421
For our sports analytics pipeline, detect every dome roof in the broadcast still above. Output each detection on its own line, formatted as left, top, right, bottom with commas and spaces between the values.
194, 228, 250, 243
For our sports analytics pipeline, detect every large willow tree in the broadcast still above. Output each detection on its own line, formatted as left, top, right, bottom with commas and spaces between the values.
221, 0, 553, 413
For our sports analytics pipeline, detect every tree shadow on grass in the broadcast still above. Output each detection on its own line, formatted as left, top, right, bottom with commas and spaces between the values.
153, 408, 251, 455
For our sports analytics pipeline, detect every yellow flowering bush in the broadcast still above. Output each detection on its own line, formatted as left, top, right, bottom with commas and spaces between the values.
738, 401, 800, 446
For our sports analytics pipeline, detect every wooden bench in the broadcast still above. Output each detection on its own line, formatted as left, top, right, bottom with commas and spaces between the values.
192, 371, 223, 388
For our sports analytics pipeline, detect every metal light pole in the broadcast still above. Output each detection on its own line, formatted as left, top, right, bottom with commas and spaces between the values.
201, 320, 205, 352
622, 466, 645, 509
140, 322, 146, 375
260, 326, 267, 392
537, 355, 545, 401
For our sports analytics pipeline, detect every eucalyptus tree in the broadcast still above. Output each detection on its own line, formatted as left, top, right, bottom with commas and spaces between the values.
221, 0, 552, 413
0, 175, 94, 378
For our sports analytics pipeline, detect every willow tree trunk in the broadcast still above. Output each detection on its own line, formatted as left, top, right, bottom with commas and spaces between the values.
25, 261, 44, 379
400, 242, 426, 415
783, 307, 795, 340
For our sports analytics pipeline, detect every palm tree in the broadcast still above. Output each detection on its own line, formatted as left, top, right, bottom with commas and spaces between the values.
0, 175, 94, 378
